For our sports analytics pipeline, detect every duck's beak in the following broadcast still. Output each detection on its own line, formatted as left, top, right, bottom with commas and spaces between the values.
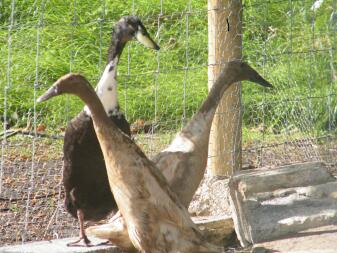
249, 72, 273, 88
240, 62, 273, 89
37, 85, 59, 103
135, 30, 160, 50
258, 78, 273, 88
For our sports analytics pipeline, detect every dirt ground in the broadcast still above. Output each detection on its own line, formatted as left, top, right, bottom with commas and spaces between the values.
1, 133, 336, 250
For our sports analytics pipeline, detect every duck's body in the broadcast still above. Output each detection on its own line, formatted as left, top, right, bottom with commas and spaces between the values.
62, 16, 159, 246
38, 74, 220, 253
85, 61, 272, 250
63, 110, 130, 222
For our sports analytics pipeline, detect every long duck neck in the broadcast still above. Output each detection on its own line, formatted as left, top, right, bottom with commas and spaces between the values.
94, 59, 120, 116
181, 62, 270, 145
81, 82, 117, 132
197, 64, 239, 119
107, 27, 127, 62
93, 26, 128, 116
180, 63, 240, 145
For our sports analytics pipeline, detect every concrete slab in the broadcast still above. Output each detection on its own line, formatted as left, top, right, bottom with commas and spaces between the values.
228, 162, 337, 247
253, 225, 337, 253
0, 237, 123, 253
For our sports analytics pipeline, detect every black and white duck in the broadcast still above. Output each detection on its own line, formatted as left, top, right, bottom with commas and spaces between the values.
61, 16, 159, 246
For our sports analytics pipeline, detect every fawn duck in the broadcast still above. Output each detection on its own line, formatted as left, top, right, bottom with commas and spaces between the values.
38, 73, 222, 253
85, 61, 272, 250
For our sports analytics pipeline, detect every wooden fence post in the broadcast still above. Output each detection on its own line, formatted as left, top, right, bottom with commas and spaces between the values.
208, 0, 242, 176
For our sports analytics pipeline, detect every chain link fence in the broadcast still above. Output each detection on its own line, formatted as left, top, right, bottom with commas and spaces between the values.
0, 0, 336, 247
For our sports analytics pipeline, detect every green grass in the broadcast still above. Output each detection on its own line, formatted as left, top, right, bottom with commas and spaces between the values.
0, 0, 336, 141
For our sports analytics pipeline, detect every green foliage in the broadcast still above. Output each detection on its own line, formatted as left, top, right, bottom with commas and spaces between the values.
242, 0, 337, 136
0, 0, 336, 137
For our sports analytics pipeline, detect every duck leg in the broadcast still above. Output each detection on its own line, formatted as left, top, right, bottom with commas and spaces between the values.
67, 209, 92, 247
86, 213, 133, 250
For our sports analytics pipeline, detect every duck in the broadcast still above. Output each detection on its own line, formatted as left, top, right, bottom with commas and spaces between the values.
61, 16, 159, 247
85, 61, 272, 250
152, 62, 272, 207
38, 74, 222, 253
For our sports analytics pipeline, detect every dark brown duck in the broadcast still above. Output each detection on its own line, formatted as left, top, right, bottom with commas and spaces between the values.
62, 16, 159, 246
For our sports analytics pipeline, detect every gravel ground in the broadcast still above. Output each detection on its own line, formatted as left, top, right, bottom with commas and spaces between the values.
1, 133, 336, 250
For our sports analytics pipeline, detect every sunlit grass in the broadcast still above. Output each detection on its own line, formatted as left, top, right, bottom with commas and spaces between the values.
0, 0, 335, 139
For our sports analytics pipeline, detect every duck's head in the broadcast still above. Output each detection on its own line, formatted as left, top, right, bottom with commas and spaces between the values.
226, 61, 273, 88
116, 16, 160, 50
37, 73, 91, 103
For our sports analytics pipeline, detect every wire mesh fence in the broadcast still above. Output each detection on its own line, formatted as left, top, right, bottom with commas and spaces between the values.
0, 0, 336, 247
242, 0, 337, 170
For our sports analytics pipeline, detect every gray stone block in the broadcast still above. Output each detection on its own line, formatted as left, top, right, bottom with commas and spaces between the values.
229, 161, 337, 247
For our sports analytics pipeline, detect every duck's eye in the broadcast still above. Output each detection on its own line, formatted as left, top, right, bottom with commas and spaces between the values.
127, 25, 136, 36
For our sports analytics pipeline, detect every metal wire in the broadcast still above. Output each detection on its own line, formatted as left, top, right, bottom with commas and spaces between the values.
98, 0, 106, 69
125, 0, 134, 121
329, 0, 337, 131
148, 0, 163, 153
0, 0, 15, 196
0, 0, 336, 246
182, 1, 191, 127
22, 1, 43, 242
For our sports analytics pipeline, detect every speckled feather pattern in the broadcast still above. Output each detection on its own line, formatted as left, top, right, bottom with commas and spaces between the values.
62, 16, 140, 224
61, 16, 160, 246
